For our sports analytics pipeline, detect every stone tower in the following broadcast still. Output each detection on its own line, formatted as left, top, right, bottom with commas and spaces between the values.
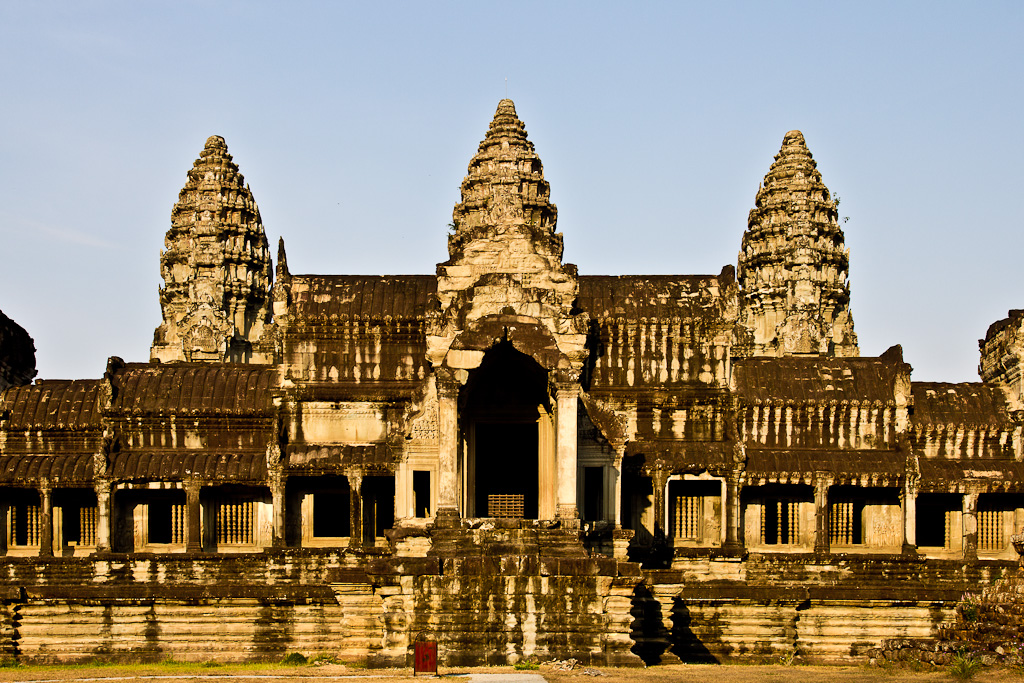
737, 130, 858, 357
426, 99, 590, 523
979, 310, 1024, 411
427, 98, 589, 376
151, 136, 272, 364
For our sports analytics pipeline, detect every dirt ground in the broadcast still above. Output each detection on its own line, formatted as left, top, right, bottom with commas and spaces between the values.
0, 662, 1021, 683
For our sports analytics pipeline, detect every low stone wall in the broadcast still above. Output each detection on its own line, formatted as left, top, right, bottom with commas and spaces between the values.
871, 563, 1024, 666
637, 554, 1016, 664
0, 550, 379, 664
0, 541, 644, 667
3, 549, 1016, 666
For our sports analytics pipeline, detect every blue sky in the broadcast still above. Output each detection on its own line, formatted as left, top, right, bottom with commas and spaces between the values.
1, 1, 1021, 382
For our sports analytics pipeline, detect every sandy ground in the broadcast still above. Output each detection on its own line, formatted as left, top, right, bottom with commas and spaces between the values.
0, 662, 1022, 683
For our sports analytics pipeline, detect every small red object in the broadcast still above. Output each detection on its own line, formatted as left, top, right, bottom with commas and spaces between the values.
413, 639, 437, 675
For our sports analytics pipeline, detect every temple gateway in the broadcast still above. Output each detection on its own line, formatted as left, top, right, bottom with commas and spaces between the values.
1, 100, 1023, 665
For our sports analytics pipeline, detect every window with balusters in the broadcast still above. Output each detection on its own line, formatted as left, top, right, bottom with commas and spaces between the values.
214, 497, 256, 545
762, 498, 800, 545
829, 498, 864, 545
10, 501, 41, 546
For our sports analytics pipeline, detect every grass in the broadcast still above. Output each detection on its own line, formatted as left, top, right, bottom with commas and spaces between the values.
948, 651, 984, 680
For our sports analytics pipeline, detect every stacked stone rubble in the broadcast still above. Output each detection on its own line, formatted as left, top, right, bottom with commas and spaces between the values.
738, 131, 858, 357
870, 547, 1024, 666
151, 135, 273, 364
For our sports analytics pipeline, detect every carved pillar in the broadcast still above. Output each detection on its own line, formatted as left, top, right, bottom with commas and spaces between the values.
651, 461, 669, 541
38, 482, 53, 557
901, 478, 918, 555
185, 481, 202, 553
963, 487, 979, 561
555, 385, 579, 521
94, 480, 112, 553
723, 469, 744, 554
348, 470, 363, 549
436, 378, 460, 523
271, 472, 286, 548
610, 449, 625, 525
813, 472, 832, 555
0, 501, 6, 554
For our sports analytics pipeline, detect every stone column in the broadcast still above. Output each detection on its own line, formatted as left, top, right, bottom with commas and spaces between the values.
813, 472, 832, 555
901, 478, 918, 555
963, 487, 979, 561
38, 482, 54, 557
270, 474, 286, 548
0, 501, 6, 554
436, 378, 460, 524
723, 469, 744, 554
555, 385, 579, 521
94, 480, 112, 553
612, 448, 625, 526
348, 470, 363, 549
651, 462, 669, 540
185, 481, 202, 553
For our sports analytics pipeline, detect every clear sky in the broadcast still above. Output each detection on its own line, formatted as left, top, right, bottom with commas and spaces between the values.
1, 2, 1021, 382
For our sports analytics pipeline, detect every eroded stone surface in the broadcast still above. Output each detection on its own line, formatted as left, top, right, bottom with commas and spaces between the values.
738, 130, 858, 357
151, 135, 273, 364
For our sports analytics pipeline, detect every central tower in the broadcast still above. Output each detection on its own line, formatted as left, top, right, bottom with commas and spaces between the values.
426, 100, 589, 523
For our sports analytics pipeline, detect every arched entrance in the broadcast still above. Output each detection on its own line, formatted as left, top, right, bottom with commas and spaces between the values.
461, 341, 554, 519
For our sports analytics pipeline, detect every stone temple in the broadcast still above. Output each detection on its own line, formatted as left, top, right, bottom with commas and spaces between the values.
1, 100, 1023, 665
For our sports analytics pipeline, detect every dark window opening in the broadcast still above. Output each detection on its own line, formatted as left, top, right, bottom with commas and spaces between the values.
583, 467, 604, 522
917, 493, 961, 548
313, 490, 350, 537
148, 502, 173, 544
413, 470, 431, 518
362, 476, 395, 541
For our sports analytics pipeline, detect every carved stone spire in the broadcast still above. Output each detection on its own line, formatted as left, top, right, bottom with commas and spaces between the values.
427, 100, 588, 384
448, 99, 561, 262
737, 130, 858, 357
151, 135, 272, 363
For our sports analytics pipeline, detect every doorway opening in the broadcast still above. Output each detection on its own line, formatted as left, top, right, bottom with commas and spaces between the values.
462, 341, 550, 519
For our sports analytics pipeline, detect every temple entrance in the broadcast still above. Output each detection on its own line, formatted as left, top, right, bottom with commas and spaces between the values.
461, 341, 553, 519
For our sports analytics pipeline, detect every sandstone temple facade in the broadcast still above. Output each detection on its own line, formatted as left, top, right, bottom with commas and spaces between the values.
1, 100, 1022, 665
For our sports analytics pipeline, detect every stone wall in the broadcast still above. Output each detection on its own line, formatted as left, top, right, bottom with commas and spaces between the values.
636, 555, 1015, 664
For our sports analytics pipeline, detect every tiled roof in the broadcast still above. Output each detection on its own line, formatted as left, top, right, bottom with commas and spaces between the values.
0, 453, 93, 483
111, 363, 275, 415
110, 450, 266, 481
288, 275, 436, 322
734, 356, 902, 404
911, 382, 1011, 428
577, 275, 726, 320
1, 380, 103, 429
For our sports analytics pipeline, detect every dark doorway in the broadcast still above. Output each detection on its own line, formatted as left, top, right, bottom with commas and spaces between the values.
413, 470, 431, 518
461, 340, 550, 519
474, 422, 538, 518
362, 476, 395, 543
